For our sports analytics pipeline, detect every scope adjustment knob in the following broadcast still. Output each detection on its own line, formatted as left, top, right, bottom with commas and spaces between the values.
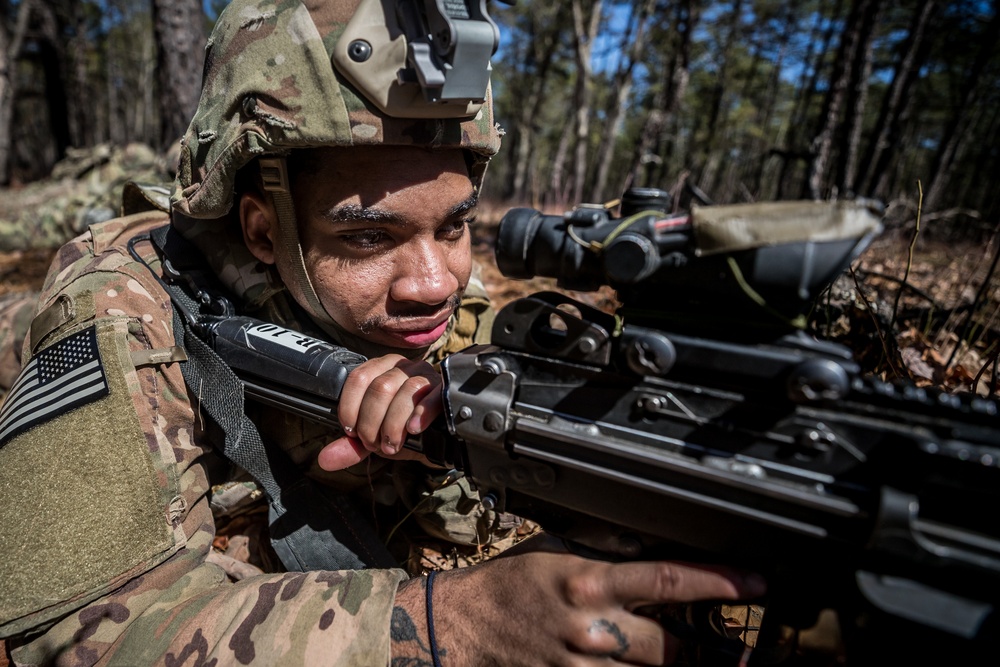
604, 232, 659, 284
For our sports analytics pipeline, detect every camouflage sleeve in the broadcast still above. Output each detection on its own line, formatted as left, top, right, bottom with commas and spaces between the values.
13, 568, 407, 666
0, 215, 407, 666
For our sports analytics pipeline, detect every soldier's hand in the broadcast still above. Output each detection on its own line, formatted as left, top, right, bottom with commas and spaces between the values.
392, 548, 766, 666
317, 354, 440, 471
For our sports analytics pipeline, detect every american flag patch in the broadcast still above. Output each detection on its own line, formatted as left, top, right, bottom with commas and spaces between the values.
0, 326, 110, 447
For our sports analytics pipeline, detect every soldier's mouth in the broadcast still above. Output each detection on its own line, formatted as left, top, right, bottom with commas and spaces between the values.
382, 317, 451, 347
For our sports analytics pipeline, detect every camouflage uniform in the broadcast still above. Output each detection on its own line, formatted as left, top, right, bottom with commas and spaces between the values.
0, 293, 35, 395
0, 0, 504, 663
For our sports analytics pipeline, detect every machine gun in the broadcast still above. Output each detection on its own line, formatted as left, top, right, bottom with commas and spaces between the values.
198, 192, 1000, 665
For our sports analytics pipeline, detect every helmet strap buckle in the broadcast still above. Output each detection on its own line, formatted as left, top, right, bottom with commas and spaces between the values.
259, 157, 290, 194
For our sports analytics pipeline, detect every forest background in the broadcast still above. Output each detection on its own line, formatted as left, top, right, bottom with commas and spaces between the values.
1, 0, 999, 394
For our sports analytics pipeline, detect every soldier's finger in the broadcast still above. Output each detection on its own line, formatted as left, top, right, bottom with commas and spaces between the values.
602, 561, 766, 610
405, 386, 443, 437
316, 436, 370, 471
379, 376, 439, 455
353, 361, 438, 450
338, 355, 409, 448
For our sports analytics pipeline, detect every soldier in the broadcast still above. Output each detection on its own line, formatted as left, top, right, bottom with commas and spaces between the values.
0, 1, 763, 665
0, 142, 174, 252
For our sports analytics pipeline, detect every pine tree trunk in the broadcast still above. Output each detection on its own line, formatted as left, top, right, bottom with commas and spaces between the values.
152, 0, 204, 150
837, 0, 882, 195
507, 16, 560, 203
68, 2, 91, 147
34, 1, 71, 163
806, 0, 874, 200
857, 0, 936, 197
548, 119, 575, 208
699, 0, 743, 198
923, 3, 1000, 212
0, 0, 34, 185
631, 0, 696, 189
592, 0, 653, 203
570, 0, 602, 204
777, 0, 843, 199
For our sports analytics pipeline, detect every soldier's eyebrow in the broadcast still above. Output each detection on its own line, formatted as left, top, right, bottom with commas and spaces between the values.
321, 193, 479, 226
322, 204, 399, 226
447, 193, 479, 219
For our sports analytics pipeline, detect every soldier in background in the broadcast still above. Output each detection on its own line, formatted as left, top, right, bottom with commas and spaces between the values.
0, 143, 176, 398
0, 1, 762, 665
0, 142, 176, 252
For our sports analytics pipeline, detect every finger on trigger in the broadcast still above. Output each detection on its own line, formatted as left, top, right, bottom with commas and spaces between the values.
610, 562, 764, 611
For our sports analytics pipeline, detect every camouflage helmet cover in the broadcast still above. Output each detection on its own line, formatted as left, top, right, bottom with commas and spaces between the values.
172, 0, 503, 219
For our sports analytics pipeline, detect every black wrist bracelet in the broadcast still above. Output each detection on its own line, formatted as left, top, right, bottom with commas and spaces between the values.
426, 570, 443, 667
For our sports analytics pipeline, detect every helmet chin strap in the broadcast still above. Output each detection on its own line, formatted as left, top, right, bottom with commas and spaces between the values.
258, 157, 339, 331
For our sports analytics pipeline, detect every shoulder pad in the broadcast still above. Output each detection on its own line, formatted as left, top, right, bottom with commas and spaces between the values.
0, 317, 180, 636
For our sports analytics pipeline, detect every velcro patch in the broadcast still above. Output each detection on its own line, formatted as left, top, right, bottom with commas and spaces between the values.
0, 326, 109, 447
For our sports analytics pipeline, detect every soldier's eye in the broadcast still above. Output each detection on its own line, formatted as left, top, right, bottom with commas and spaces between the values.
340, 229, 390, 249
438, 217, 471, 241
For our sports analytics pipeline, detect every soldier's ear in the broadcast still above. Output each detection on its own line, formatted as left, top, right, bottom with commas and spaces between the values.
239, 190, 277, 265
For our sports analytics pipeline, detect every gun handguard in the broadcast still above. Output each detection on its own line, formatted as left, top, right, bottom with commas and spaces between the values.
199, 316, 366, 428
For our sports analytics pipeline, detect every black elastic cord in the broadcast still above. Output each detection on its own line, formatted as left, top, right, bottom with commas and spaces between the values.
426, 570, 444, 667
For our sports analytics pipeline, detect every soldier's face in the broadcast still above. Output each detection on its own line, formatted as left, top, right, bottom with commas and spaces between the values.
243, 146, 476, 350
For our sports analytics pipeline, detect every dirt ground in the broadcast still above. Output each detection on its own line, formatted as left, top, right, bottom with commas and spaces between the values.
0, 248, 53, 296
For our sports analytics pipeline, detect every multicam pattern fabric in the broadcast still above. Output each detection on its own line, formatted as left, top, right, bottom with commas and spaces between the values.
0, 292, 35, 398
172, 0, 503, 221
0, 213, 410, 664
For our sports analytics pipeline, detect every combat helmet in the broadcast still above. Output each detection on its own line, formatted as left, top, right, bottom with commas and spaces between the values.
171, 0, 504, 332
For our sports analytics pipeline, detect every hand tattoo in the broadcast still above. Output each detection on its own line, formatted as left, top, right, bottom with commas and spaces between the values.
391, 606, 434, 667
591, 618, 630, 660
391, 578, 447, 667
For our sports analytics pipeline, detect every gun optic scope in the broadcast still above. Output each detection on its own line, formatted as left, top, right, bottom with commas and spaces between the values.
495, 193, 883, 332
497, 188, 681, 293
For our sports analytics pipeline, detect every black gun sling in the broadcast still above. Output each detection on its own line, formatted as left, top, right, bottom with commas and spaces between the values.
134, 224, 395, 572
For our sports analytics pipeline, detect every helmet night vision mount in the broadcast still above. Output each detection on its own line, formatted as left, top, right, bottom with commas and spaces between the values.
334, 0, 510, 119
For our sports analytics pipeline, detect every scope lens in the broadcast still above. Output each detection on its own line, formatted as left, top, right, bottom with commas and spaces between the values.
495, 208, 544, 279
495, 207, 609, 291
